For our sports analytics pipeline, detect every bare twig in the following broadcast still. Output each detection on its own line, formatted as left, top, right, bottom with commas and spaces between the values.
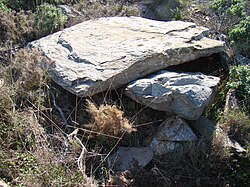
68, 129, 88, 174
50, 91, 68, 125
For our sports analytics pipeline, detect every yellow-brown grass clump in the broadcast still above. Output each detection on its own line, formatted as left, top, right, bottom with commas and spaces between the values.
86, 100, 136, 138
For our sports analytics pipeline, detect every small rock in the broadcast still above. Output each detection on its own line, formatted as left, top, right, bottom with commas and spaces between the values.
189, 116, 216, 138
224, 89, 238, 115
57, 5, 81, 18
0, 180, 9, 187
0, 79, 4, 88
148, 116, 197, 155
215, 127, 246, 153
234, 54, 250, 66
228, 138, 246, 153
125, 70, 220, 120
108, 147, 153, 171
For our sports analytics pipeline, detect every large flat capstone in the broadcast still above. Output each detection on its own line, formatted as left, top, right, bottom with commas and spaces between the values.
28, 16, 224, 96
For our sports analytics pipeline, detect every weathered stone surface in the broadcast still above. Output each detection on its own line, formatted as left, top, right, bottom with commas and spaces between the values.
214, 127, 246, 153
224, 89, 238, 115
125, 70, 220, 120
108, 147, 153, 171
0, 79, 4, 88
189, 116, 216, 138
139, 0, 180, 20
57, 5, 82, 18
0, 179, 10, 187
148, 116, 197, 155
234, 54, 250, 66
28, 16, 224, 96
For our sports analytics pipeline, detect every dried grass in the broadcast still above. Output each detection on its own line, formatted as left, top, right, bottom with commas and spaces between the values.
86, 100, 136, 138
211, 127, 232, 160
0, 10, 35, 47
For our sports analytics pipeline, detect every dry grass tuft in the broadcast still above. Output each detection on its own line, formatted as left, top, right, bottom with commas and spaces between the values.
211, 127, 232, 160
0, 10, 36, 47
11, 49, 46, 89
220, 108, 250, 147
86, 100, 136, 138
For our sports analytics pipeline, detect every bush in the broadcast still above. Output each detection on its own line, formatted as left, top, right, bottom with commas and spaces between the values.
86, 100, 135, 138
3, 0, 67, 11
212, 0, 246, 17
5, 0, 36, 11
0, 10, 35, 47
221, 109, 250, 146
34, 4, 67, 37
210, 0, 249, 56
227, 65, 250, 100
0, 0, 11, 12
72, 0, 140, 22
229, 16, 250, 57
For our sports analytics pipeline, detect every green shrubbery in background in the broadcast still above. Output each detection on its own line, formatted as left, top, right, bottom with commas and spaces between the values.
34, 4, 67, 37
0, 0, 10, 12
212, 0, 250, 56
227, 65, 250, 98
212, 0, 246, 17
229, 16, 250, 57
2, 0, 67, 11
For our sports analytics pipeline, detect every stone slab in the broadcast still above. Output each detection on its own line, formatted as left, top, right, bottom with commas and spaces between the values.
28, 16, 224, 96
125, 70, 220, 120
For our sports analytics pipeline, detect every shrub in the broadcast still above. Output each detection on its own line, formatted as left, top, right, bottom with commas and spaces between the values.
72, 0, 140, 23
0, 10, 35, 47
229, 16, 250, 57
210, 0, 250, 56
4, 0, 35, 11
227, 65, 250, 100
3, 0, 67, 11
34, 3, 67, 37
212, 0, 246, 17
0, 0, 11, 12
220, 109, 250, 146
86, 100, 136, 138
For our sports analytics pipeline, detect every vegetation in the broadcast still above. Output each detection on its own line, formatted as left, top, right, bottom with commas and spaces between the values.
227, 65, 250, 100
34, 4, 67, 37
0, 0, 250, 186
229, 16, 250, 57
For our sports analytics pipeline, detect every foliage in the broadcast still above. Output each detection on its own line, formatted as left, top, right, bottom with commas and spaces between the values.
5, 0, 36, 11
210, 0, 250, 56
0, 10, 35, 47
71, 0, 140, 25
3, 0, 67, 11
170, 6, 183, 20
86, 100, 136, 138
229, 16, 250, 57
227, 65, 250, 99
0, 49, 97, 186
0, 0, 10, 12
34, 4, 67, 37
220, 108, 250, 146
212, 0, 246, 17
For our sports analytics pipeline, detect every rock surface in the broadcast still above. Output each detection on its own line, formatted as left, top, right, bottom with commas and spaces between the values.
0, 180, 9, 187
148, 116, 197, 155
234, 54, 250, 66
108, 147, 153, 171
28, 16, 224, 96
57, 4, 82, 18
125, 70, 220, 120
189, 116, 216, 138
